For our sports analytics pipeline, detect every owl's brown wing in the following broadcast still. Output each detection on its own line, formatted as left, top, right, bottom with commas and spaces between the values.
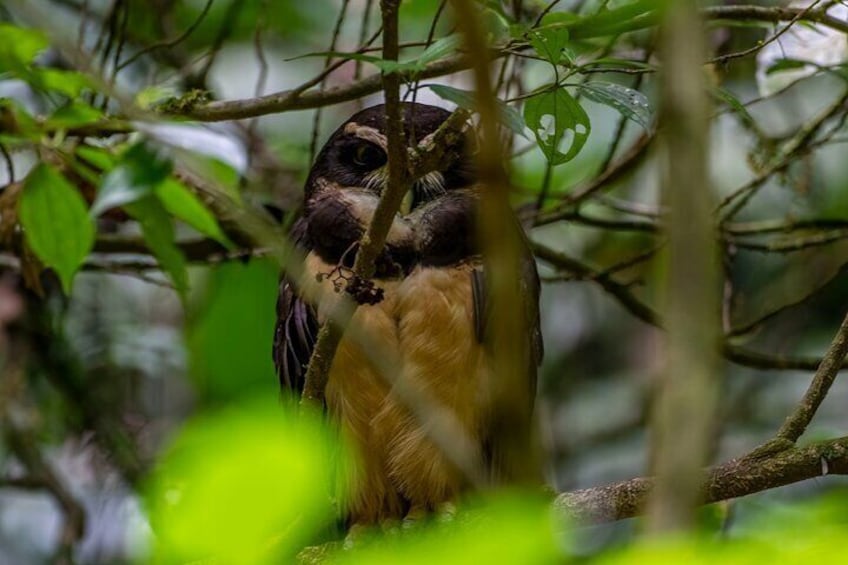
472, 224, 543, 481
470, 235, 544, 372
272, 219, 319, 395
273, 281, 319, 395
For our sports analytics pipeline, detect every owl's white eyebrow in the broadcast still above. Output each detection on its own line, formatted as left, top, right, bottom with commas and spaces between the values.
343, 123, 388, 150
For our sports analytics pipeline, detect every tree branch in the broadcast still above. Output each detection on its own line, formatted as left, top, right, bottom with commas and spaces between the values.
180, 54, 476, 121
776, 309, 848, 442
299, 0, 411, 407
555, 435, 848, 524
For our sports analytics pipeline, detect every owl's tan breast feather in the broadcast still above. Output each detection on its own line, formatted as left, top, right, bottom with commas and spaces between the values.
301, 253, 489, 522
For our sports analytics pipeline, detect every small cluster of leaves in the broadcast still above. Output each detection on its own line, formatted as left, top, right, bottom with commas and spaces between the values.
0, 24, 103, 133
1, 22, 232, 299
316, 266, 385, 305
415, 9, 651, 168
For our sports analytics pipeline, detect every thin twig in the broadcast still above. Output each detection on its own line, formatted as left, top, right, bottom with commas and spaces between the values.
299, 0, 411, 407
4, 418, 85, 559
308, 0, 353, 165
776, 310, 848, 442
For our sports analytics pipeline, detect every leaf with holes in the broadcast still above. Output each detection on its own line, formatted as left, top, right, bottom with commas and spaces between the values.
576, 82, 652, 131
428, 84, 527, 137
523, 88, 591, 165
19, 164, 95, 293
91, 142, 172, 216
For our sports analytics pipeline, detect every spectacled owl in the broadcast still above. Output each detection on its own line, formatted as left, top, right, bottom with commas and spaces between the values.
273, 102, 542, 525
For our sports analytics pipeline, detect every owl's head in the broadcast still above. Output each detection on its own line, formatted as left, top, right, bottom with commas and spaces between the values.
305, 102, 475, 210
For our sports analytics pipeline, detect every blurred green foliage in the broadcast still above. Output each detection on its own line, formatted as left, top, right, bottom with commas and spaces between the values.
187, 260, 280, 402
145, 397, 345, 563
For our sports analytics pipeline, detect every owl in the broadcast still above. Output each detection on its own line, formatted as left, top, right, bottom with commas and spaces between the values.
273, 102, 542, 526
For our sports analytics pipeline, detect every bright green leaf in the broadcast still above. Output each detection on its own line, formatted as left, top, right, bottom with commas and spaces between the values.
125, 197, 189, 298
287, 51, 411, 73
576, 81, 652, 130
76, 145, 117, 171
428, 84, 527, 137
155, 178, 231, 246
567, 0, 658, 40
19, 164, 95, 293
712, 87, 758, 130
765, 58, 809, 76
91, 142, 172, 216
47, 102, 103, 129
0, 97, 40, 139
523, 88, 591, 165
0, 24, 48, 72
333, 493, 562, 565
36, 68, 94, 97
417, 35, 463, 68
293, 35, 461, 75
187, 261, 279, 400
528, 26, 572, 66
147, 397, 346, 563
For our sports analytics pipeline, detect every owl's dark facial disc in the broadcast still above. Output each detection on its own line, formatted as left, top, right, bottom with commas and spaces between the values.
305, 102, 476, 209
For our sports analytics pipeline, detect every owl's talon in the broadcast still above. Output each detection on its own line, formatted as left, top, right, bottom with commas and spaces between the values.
436, 501, 457, 522
402, 507, 428, 529
342, 523, 368, 550
380, 518, 401, 536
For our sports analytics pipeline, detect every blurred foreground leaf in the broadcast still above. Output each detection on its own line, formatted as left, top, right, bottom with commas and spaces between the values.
147, 397, 345, 563
91, 142, 172, 216
125, 197, 189, 299
187, 260, 279, 401
330, 493, 562, 564
155, 178, 232, 246
599, 490, 848, 565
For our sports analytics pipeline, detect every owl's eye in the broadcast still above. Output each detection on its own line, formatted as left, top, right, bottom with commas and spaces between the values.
352, 143, 387, 170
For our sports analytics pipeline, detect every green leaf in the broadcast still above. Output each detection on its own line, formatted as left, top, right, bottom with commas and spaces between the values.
576, 81, 652, 130
523, 88, 591, 165
155, 178, 231, 246
333, 493, 562, 564
287, 51, 411, 73
19, 164, 95, 293
712, 87, 757, 130
416, 34, 463, 68
147, 397, 345, 562
428, 84, 527, 137
292, 34, 461, 75
0, 24, 48, 71
46, 102, 103, 129
765, 58, 809, 76
125, 196, 189, 298
0, 98, 39, 141
36, 69, 94, 97
91, 142, 172, 216
187, 261, 279, 400
76, 145, 117, 171
567, 0, 658, 40
527, 26, 572, 66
